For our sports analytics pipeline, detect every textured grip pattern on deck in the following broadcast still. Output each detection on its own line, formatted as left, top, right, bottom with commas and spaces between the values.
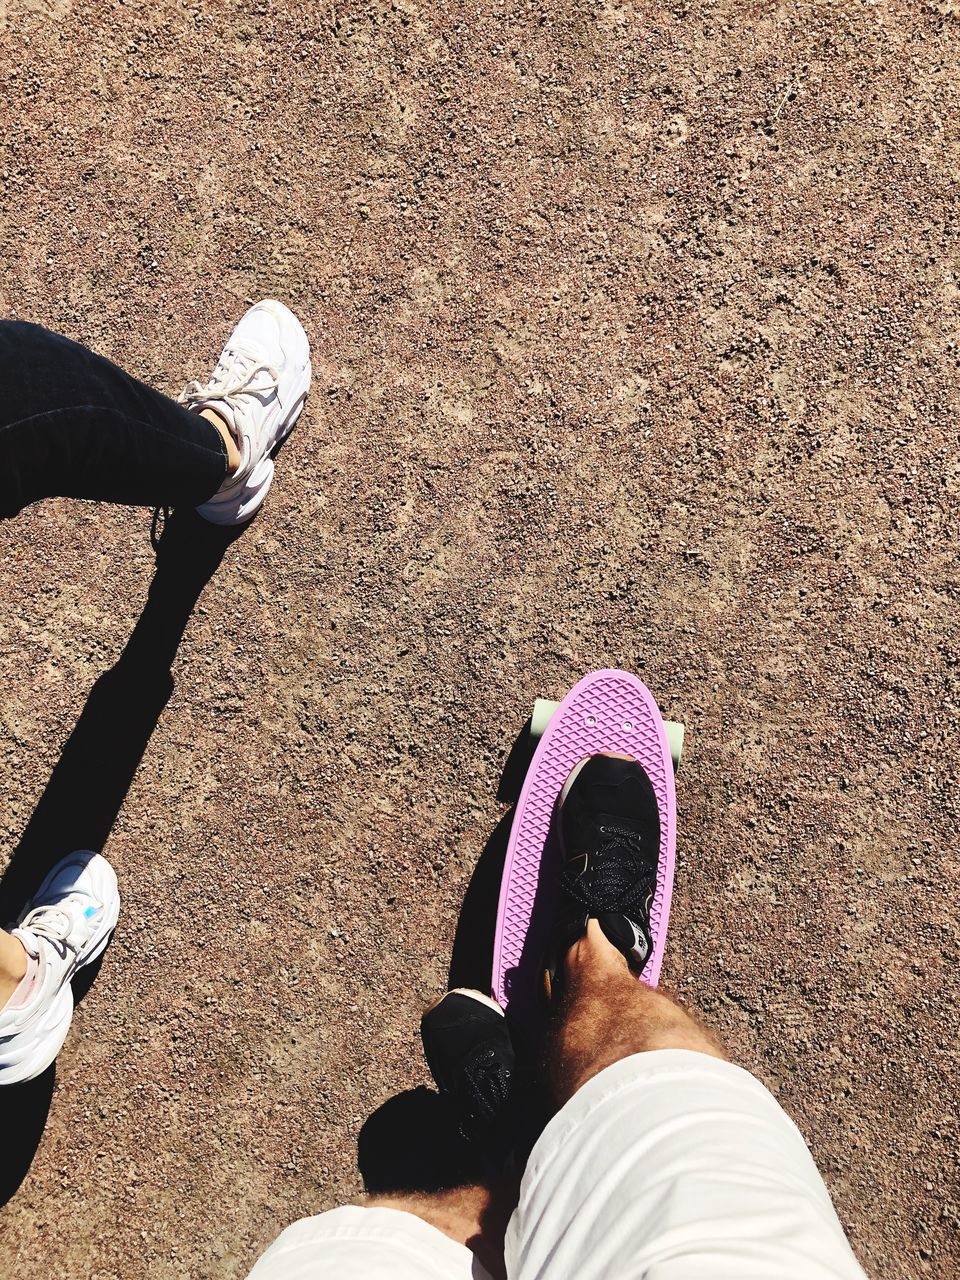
493, 670, 677, 1014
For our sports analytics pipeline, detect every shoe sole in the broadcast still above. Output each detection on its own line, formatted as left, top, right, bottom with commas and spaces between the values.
1, 921, 120, 1085
0, 983, 74, 1085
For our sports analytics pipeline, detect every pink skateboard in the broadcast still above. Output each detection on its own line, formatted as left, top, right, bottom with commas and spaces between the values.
492, 670, 682, 1018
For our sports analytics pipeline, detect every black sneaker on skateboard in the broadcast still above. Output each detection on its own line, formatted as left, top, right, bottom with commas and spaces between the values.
544, 753, 661, 1001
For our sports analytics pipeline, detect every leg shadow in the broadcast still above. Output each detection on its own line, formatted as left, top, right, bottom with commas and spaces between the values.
358, 1087, 483, 1194
0, 505, 242, 1203
0, 507, 241, 917
358, 719, 555, 1198
357, 807, 515, 1196
0, 1065, 56, 1205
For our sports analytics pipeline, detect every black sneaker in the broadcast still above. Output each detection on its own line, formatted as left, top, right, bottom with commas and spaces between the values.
544, 753, 661, 1000
421, 989, 516, 1169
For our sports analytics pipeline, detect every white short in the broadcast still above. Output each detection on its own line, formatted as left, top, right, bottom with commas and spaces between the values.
248, 1050, 867, 1280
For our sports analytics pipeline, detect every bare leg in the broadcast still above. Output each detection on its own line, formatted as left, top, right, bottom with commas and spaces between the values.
549, 919, 726, 1105
353, 925, 724, 1275
199, 408, 242, 472
0, 930, 28, 1006
502, 921, 868, 1280
353, 927, 724, 1268
361, 1182, 514, 1280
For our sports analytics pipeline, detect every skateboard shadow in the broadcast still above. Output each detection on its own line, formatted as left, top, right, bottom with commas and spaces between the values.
0, 506, 243, 1206
447, 709, 552, 996
459, 717, 563, 1049
498, 808, 562, 1048
448, 810, 514, 993
495, 717, 537, 805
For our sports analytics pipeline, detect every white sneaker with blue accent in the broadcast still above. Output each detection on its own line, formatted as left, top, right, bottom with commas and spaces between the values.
180, 299, 312, 525
0, 851, 120, 1086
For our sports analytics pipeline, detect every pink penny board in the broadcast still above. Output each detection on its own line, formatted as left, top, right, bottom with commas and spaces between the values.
492, 670, 677, 1017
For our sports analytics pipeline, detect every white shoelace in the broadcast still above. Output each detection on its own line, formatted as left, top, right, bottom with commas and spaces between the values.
19, 903, 85, 957
179, 344, 280, 415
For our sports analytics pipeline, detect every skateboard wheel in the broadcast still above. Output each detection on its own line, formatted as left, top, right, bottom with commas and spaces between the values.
530, 698, 560, 739
664, 720, 684, 770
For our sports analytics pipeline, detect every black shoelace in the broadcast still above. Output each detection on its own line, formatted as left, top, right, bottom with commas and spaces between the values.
463, 1047, 513, 1128
562, 824, 656, 918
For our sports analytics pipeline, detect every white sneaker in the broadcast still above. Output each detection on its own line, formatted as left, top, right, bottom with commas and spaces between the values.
180, 299, 312, 525
0, 852, 120, 1086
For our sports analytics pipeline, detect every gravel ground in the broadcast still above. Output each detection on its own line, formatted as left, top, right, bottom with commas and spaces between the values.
1, 0, 958, 1275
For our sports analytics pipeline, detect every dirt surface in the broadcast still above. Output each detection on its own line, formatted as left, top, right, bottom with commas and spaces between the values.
0, 0, 958, 1274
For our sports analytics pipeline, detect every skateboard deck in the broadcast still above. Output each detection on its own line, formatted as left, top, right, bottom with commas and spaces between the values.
492, 669, 678, 1018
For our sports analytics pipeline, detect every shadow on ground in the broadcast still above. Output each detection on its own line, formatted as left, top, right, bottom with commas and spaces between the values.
357, 720, 555, 1197
358, 1087, 485, 1194
0, 507, 241, 1207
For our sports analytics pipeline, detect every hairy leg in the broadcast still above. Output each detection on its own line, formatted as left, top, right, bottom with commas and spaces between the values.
548, 919, 726, 1106
361, 1182, 514, 1280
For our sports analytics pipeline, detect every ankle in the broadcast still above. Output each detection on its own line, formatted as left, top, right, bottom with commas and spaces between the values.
565, 919, 630, 981
0, 932, 29, 1007
199, 408, 243, 474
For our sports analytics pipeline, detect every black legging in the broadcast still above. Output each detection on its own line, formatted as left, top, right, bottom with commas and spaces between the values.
0, 321, 227, 518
